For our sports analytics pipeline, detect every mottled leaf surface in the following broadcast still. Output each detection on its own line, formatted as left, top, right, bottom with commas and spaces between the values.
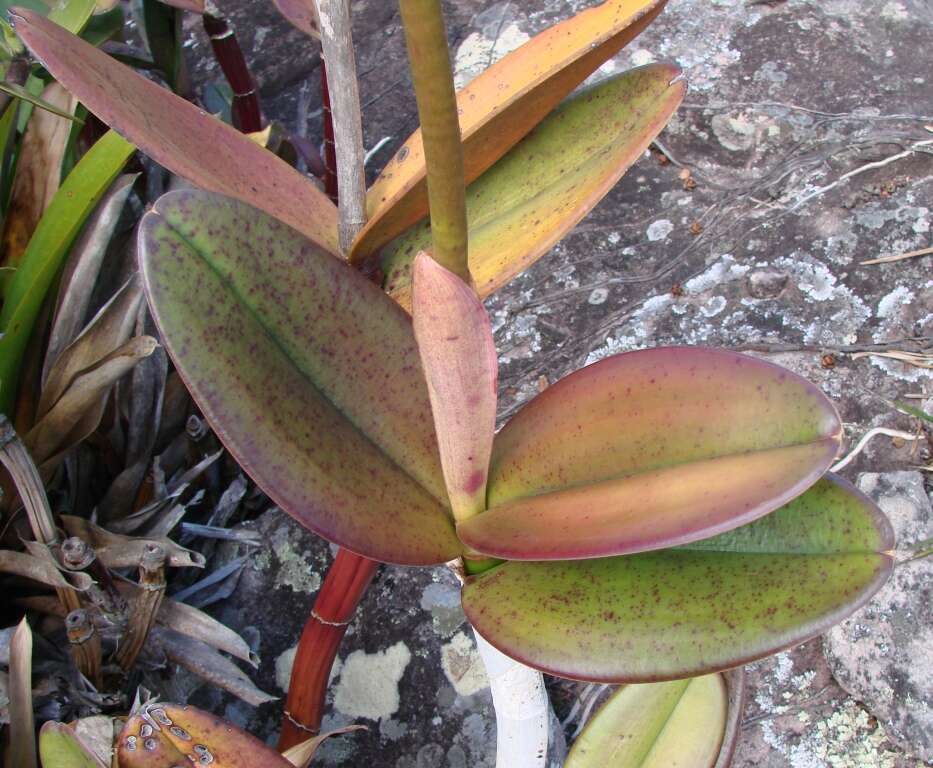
565, 674, 727, 768
462, 476, 893, 681
12, 8, 339, 254
459, 347, 841, 559
412, 253, 497, 522
353, 0, 666, 261
118, 703, 293, 767
140, 191, 459, 565
381, 64, 685, 309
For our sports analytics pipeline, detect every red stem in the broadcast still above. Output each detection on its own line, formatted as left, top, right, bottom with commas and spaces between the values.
320, 56, 339, 203
278, 548, 377, 749
202, 13, 262, 133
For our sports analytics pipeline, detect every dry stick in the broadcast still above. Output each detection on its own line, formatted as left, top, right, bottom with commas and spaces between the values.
113, 543, 166, 671
0, 415, 81, 613
317, 0, 367, 252
278, 548, 377, 750
320, 58, 339, 203
202, 6, 263, 133
66, 609, 102, 689
398, 0, 470, 282
862, 245, 933, 265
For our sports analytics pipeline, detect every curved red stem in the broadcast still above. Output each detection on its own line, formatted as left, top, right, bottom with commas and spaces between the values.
277, 548, 377, 749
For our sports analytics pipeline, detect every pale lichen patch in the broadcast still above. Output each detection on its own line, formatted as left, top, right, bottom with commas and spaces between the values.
333, 642, 412, 720
440, 632, 489, 697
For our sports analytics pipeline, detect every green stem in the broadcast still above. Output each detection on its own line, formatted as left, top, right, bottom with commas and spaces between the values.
398, 0, 469, 282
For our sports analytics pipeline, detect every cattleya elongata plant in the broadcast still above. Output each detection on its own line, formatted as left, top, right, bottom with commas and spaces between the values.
9, 0, 896, 764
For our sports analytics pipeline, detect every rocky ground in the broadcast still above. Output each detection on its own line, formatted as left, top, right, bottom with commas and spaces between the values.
175, 0, 933, 765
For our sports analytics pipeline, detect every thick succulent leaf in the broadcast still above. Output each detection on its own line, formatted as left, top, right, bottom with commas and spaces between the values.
412, 253, 497, 522
462, 475, 894, 682
352, 0, 667, 262
139, 190, 459, 565
380, 64, 685, 309
271, 0, 319, 39
11, 8, 339, 255
564, 674, 728, 767
460, 348, 841, 560
38, 722, 107, 768
117, 702, 293, 767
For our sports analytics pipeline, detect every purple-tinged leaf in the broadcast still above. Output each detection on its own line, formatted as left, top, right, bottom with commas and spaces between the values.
139, 190, 459, 565
463, 475, 893, 682
460, 348, 841, 559
12, 8, 339, 255
412, 253, 497, 522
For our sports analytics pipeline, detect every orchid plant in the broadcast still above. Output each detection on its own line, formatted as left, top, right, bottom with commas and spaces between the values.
6, 0, 896, 764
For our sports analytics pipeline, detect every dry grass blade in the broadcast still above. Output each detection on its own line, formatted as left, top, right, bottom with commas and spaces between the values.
43, 174, 138, 383
9, 618, 37, 768
850, 350, 933, 369
0, 82, 77, 273
0, 415, 57, 542
60, 515, 206, 569
152, 628, 277, 706
120, 582, 258, 666
861, 245, 933, 265
39, 275, 145, 415
2, 546, 92, 591
27, 336, 158, 469
281, 725, 368, 767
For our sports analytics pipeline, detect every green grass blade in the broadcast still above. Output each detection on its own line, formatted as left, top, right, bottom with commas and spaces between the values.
0, 129, 134, 413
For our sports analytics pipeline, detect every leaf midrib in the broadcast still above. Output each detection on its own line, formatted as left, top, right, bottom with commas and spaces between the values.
161, 215, 450, 511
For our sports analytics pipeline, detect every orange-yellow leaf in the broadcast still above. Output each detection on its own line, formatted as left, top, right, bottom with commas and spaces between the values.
352, 0, 667, 263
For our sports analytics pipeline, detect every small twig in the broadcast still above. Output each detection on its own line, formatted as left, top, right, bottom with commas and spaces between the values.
830, 428, 921, 473
318, 0, 367, 252
861, 245, 933, 265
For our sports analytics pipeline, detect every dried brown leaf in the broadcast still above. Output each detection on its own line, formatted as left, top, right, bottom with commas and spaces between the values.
0, 82, 77, 273
281, 726, 367, 767
9, 618, 37, 768
27, 335, 158, 468
152, 628, 276, 706
0, 547, 92, 591
43, 174, 138, 384
59, 515, 206, 569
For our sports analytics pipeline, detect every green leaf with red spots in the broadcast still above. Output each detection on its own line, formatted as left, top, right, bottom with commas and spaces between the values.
116, 702, 294, 767
463, 475, 893, 682
139, 190, 460, 566
459, 348, 841, 560
11, 8, 339, 255
412, 253, 497, 523
379, 64, 685, 311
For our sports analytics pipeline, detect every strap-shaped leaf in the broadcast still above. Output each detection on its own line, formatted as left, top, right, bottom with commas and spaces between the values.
12, 8, 339, 255
564, 674, 729, 768
352, 0, 667, 262
462, 475, 893, 682
412, 253, 497, 523
139, 190, 459, 565
380, 64, 685, 309
459, 348, 841, 559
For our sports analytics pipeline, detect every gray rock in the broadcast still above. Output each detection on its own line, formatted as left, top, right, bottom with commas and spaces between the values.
823, 472, 933, 762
